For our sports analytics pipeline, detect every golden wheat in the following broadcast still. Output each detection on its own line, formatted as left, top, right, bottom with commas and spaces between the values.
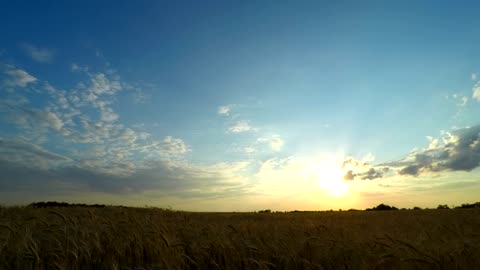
0, 207, 479, 269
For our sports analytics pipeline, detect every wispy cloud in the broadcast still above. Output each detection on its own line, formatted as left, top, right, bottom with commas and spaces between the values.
20, 43, 54, 63
228, 120, 254, 133
1, 64, 36, 88
447, 93, 469, 107
0, 138, 70, 163
162, 136, 190, 157
71, 63, 89, 73
217, 104, 234, 116
473, 81, 480, 101
258, 135, 284, 151
242, 147, 256, 154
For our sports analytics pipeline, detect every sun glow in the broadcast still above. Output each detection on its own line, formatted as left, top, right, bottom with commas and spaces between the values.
316, 160, 349, 197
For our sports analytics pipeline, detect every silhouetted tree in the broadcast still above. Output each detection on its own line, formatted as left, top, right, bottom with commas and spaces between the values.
366, 203, 398, 211
456, 202, 480, 209
28, 201, 105, 208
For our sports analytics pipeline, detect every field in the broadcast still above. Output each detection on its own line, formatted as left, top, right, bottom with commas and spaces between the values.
1, 206, 480, 270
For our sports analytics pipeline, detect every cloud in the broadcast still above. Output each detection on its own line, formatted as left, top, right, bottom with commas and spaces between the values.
270, 137, 284, 151
232, 146, 256, 154
243, 147, 256, 154
472, 73, 477, 81
340, 152, 388, 181
4, 108, 65, 141
71, 63, 89, 73
119, 128, 138, 145
0, 138, 251, 198
361, 168, 384, 180
100, 108, 119, 122
89, 73, 122, 96
450, 94, 469, 107
228, 120, 254, 133
2, 64, 37, 87
474, 81, 480, 101
381, 125, 480, 176
0, 138, 69, 162
162, 136, 190, 156
341, 158, 384, 180
133, 89, 150, 104
257, 135, 284, 151
0, 63, 256, 202
343, 170, 355, 180
21, 43, 54, 63
218, 104, 234, 116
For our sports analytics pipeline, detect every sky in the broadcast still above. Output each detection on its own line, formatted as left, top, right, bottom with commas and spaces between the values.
1, 1, 480, 211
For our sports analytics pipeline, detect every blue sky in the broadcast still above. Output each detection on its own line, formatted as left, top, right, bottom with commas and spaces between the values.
1, 1, 480, 211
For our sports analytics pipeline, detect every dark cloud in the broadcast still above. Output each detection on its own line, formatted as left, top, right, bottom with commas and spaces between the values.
340, 125, 480, 179
361, 168, 383, 180
383, 125, 480, 176
398, 164, 421, 176
342, 158, 363, 169
341, 155, 385, 180
343, 170, 356, 180
343, 167, 384, 180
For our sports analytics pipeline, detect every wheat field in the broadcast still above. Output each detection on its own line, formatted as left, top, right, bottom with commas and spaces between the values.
1, 205, 479, 270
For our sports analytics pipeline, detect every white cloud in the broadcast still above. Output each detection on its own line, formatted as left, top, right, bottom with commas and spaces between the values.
21, 43, 54, 63
270, 137, 284, 151
71, 63, 89, 73
258, 135, 284, 151
217, 104, 234, 115
100, 108, 119, 122
243, 147, 256, 154
228, 121, 254, 133
362, 153, 375, 164
162, 136, 190, 156
450, 93, 468, 106
10, 108, 64, 134
2, 65, 37, 87
233, 146, 256, 154
472, 73, 477, 81
119, 128, 137, 145
0, 63, 262, 203
474, 81, 480, 101
45, 111, 64, 131
89, 73, 122, 96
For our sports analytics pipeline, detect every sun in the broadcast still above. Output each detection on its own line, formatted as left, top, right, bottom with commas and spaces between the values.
316, 161, 349, 197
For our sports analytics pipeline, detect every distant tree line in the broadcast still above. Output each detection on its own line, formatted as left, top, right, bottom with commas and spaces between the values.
28, 201, 480, 211
363, 202, 480, 211
455, 202, 480, 209
365, 204, 398, 211
29, 201, 106, 208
